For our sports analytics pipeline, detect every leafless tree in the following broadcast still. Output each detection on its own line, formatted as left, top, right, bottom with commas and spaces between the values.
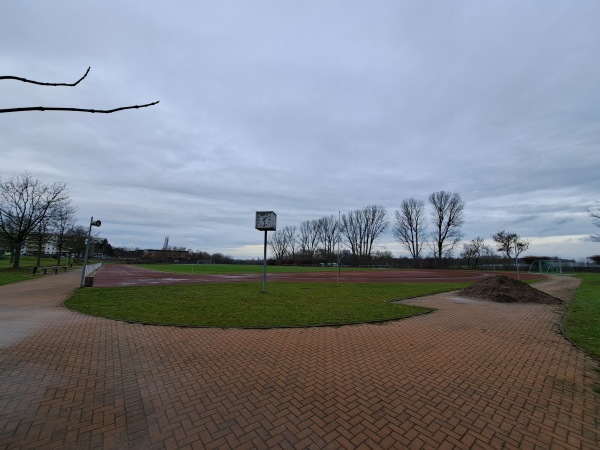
26, 198, 74, 266
1, 67, 158, 114
0, 234, 10, 253
428, 191, 465, 260
460, 236, 491, 269
588, 203, 600, 242
317, 215, 340, 261
0, 172, 70, 268
28, 201, 76, 266
65, 225, 88, 263
49, 203, 77, 265
283, 225, 297, 259
340, 205, 388, 262
393, 198, 426, 263
32, 219, 52, 266
268, 229, 290, 260
492, 230, 530, 260
372, 249, 394, 266
298, 219, 321, 258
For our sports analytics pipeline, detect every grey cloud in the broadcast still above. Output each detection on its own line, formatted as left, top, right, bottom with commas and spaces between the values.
2, 0, 600, 259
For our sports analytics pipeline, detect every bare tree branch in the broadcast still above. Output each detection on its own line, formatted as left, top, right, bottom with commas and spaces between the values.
588, 204, 600, 242
0, 101, 160, 114
1, 66, 159, 113
0, 67, 91, 86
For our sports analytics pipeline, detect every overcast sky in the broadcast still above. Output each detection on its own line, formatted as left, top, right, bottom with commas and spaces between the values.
2, 1, 599, 260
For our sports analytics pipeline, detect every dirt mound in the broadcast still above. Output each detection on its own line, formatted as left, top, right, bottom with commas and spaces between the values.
458, 275, 562, 304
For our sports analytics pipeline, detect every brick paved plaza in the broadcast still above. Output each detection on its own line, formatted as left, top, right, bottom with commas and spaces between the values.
0, 269, 599, 449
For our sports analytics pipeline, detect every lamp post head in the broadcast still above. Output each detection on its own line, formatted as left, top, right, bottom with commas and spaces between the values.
91, 220, 101, 227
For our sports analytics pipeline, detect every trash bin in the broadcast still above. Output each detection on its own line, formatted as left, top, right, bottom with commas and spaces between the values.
84, 276, 94, 287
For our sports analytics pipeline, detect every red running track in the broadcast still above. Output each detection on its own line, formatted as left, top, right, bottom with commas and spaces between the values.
92, 264, 545, 287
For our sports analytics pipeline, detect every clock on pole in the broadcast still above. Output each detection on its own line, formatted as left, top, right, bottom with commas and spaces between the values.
256, 211, 276, 293
255, 211, 277, 231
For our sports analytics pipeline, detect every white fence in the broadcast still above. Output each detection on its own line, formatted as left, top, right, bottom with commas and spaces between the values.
84, 263, 103, 277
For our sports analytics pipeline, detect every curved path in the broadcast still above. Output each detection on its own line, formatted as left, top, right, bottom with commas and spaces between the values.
0, 269, 598, 449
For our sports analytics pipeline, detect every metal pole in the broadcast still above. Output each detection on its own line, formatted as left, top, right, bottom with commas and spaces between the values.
559, 259, 563, 275
79, 217, 93, 288
514, 240, 520, 281
337, 211, 341, 287
262, 230, 267, 293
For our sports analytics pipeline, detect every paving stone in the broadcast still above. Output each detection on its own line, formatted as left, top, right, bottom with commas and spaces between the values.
0, 268, 599, 449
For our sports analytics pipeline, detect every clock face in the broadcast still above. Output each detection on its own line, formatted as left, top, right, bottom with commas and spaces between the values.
255, 211, 277, 230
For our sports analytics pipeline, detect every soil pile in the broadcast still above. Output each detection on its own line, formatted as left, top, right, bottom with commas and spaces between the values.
458, 275, 562, 304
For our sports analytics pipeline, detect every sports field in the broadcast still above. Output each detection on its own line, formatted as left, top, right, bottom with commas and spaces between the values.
67, 264, 547, 328
93, 263, 544, 287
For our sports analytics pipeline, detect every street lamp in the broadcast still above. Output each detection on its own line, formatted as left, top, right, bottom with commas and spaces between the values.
79, 217, 101, 288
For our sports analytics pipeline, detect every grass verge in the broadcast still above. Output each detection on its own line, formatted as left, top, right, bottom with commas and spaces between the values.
0, 267, 33, 286
65, 281, 470, 328
564, 273, 600, 360
0, 256, 64, 286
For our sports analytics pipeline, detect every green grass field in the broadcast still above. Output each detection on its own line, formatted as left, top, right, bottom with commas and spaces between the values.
563, 273, 600, 360
65, 281, 472, 328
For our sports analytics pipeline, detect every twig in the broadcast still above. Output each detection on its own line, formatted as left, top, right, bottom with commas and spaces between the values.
0, 67, 91, 87
0, 101, 160, 114
0, 67, 159, 114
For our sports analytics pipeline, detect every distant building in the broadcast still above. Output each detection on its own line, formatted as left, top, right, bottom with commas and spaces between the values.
143, 248, 190, 262
22, 235, 58, 256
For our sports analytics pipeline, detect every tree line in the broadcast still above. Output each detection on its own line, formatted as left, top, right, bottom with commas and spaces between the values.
268, 191, 533, 268
0, 173, 238, 267
3, 173, 599, 269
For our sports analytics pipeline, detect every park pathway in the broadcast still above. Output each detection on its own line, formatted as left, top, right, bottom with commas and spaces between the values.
0, 269, 599, 449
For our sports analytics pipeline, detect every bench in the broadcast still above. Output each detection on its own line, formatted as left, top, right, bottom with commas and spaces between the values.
38, 266, 69, 275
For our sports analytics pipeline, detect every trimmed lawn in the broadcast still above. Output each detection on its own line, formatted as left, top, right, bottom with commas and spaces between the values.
564, 273, 600, 360
0, 267, 33, 286
65, 281, 471, 328
0, 256, 63, 286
